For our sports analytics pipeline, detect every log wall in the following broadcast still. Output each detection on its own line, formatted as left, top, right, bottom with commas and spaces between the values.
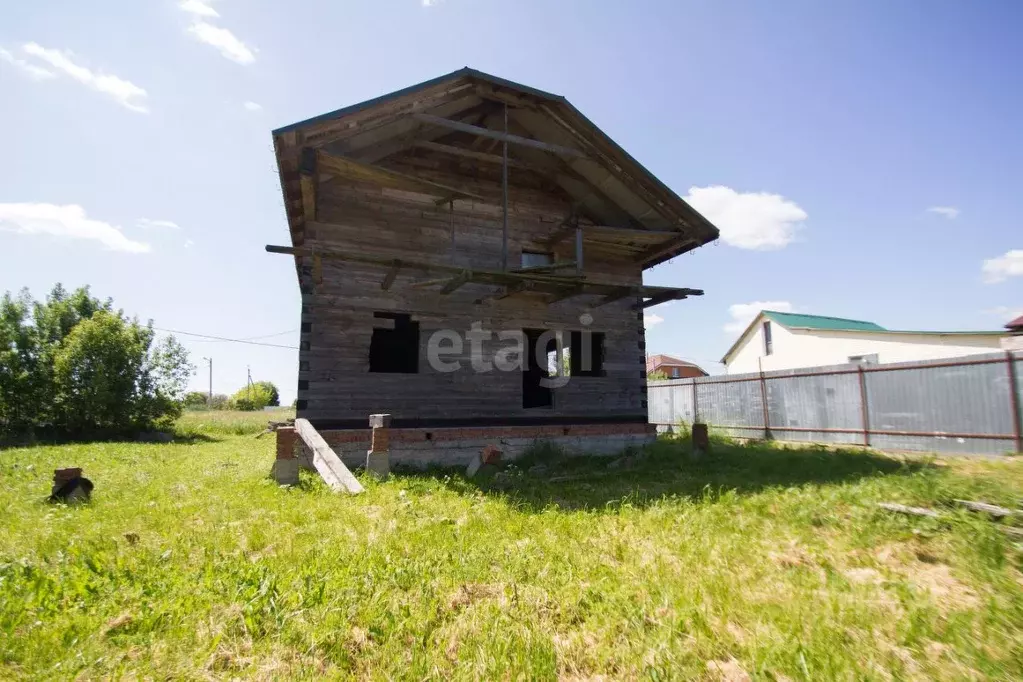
295, 161, 649, 426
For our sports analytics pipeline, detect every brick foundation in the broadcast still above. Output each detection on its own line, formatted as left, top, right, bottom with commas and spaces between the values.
277, 422, 656, 470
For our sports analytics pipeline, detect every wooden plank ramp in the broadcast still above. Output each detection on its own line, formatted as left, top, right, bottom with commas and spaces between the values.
294, 418, 365, 494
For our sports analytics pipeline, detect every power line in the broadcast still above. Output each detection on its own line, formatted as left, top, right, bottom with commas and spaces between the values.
153, 327, 299, 349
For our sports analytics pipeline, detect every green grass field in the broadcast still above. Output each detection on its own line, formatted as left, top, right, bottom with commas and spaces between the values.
1, 423, 1022, 680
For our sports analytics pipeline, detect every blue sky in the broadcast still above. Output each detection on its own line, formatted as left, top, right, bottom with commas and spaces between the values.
2, 0, 1021, 398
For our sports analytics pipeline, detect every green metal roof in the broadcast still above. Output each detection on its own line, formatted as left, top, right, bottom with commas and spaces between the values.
762, 310, 886, 332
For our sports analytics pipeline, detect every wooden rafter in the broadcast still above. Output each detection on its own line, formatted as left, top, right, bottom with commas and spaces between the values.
412, 113, 587, 158
634, 234, 697, 264
316, 150, 486, 203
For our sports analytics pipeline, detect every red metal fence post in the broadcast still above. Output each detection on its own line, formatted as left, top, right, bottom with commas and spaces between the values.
858, 366, 871, 447
759, 370, 771, 439
1006, 351, 1022, 454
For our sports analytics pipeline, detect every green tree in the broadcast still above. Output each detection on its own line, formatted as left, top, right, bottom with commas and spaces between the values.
0, 290, 43, 434
229, 381, 277, 411
0, 284, 192, 439
183, 391, 209, 410
52, 312, 191, 435
647, 370, 668, 381
253, 381, 279, 407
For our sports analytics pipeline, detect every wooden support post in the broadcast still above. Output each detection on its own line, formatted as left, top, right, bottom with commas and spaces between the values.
294, 418, 364, 494
759, 370, 771, 440
366, 414, 391, 479
1006, 351, 1022, 454
381, 259, 402, 290
858, 365, 871, 447
575, 226, 584, 275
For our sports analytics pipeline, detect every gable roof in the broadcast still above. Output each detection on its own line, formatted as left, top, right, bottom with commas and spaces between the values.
646, 354, 704, 373
722, 309, 1007, 364
1006, 315, 1023, 331
762, 310, 886, 332
271, 67, 720, 269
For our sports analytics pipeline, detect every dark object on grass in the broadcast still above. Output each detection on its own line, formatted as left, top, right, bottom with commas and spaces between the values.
137, 431, 173, 443
692, 423, 710, 460
50, 475, 94, 503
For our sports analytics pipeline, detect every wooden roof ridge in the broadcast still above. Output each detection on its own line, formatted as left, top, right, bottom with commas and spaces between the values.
271, 68, 720, 269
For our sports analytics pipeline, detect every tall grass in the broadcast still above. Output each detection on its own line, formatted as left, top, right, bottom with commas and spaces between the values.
1, 433, 1021, 680
174, 408, 294, 437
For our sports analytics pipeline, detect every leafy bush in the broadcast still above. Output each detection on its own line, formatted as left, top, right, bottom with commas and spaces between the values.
0, 284, 192, 439
229, 381, 278, 411
183, 391, 210, 410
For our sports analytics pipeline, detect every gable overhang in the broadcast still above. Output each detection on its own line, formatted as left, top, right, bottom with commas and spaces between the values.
271, 67, 719, 270
721, 311, 769, 365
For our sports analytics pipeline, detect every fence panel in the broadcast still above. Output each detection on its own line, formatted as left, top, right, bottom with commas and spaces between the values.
647, 351, 1021, 456
766, 371, 862, 445
696, 377, 765, 439
865, 357, 1015, 455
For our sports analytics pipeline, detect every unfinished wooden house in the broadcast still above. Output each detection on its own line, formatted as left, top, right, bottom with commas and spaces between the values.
269, 68, 719, 467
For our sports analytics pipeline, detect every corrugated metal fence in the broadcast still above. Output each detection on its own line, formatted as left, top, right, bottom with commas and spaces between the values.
648, 351, 1023, 456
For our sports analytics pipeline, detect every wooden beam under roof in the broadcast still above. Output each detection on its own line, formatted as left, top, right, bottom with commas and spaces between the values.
316, 150, 486, 202
267, 244, 703, 303
412, 140, 530, 169
412, 113, 587, 158
633, 234, 698, 264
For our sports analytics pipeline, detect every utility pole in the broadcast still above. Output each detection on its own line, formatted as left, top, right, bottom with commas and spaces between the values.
201, 357, 212, 404
247, 366, 253, 403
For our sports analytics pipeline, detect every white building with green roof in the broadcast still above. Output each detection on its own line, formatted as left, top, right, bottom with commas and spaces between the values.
722, 310, 1009, 374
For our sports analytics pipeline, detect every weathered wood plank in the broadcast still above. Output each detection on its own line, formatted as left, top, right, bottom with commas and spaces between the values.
412, 113, 587, 158
877, 502, 941, 518
294, 418, 364, 494
953, 499, 1020, 519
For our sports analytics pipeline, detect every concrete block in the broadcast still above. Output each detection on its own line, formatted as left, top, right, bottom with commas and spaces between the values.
369, 414, 392, 429
272, 458, 299, 486
366, 449, 390, 480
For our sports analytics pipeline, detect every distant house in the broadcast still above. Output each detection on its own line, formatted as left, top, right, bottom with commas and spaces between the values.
722, 310, 1009, 374
646, 354, 707, 379
1005, 315, 1023, 350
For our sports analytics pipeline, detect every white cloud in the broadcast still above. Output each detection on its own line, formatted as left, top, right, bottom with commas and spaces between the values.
0, 203, 150, 253
423, 0, 442, 6
684, 185, 807, 250
184, 239, 195, 248
926, 206, 960, 219
643, 313, 664, 327
0, 47, 55, 80
242, 100, 262, 112
983, 306, 1023, 321
179, 0, 219, 17
20, 43, 148, 112
724, 301, 793, 335
982, 250, 1023, 284
187, 21, 255, 65
136, 218, 180, 230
